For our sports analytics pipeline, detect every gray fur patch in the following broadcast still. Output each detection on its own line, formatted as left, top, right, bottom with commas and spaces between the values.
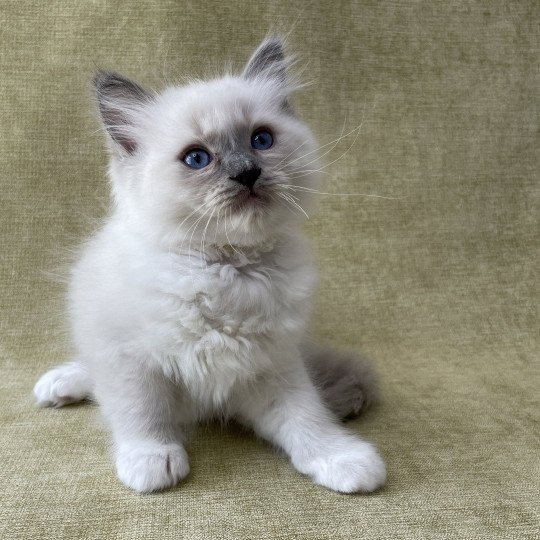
223, 151, 259, 179
303, 342, 380, 420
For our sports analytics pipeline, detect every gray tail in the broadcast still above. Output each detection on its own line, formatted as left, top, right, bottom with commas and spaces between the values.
303, 342, 379, 420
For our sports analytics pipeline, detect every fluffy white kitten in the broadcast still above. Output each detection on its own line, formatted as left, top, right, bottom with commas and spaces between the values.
34, 37, 386, 494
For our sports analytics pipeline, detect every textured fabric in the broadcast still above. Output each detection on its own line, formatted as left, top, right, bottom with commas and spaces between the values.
1, 1, 538, 539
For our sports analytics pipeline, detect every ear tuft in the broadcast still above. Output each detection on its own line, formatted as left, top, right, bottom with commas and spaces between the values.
242, 35, 288, 84
93, 71, 152, 154
93, 71, 150, 103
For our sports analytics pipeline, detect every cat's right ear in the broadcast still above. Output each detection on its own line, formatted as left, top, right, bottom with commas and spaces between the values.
93, 71, 153, 155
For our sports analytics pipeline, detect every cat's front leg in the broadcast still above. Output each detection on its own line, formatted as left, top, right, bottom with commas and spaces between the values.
92, 357, 191, 493
234, 360, 386, 493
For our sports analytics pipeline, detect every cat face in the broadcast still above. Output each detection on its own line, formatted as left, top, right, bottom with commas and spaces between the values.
95, 37, 319, 249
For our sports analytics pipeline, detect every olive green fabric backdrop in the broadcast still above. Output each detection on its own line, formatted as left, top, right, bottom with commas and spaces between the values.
1, 1, 538, 539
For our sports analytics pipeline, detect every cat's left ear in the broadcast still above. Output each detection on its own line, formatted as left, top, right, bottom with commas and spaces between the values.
242, 36, 289, 87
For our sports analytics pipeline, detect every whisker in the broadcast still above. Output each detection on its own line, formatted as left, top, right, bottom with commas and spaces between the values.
225, 207, 244, 257
184, 204, 216, 290
166, 196, 209, 256
274, 139, 309, 169
284, 116, 366, 177
284, 169, 332, 178
280, 101, 376, 178
277, 192, 310, 219
276, 121, 355, 172
213, 208, 221, 243
283, 117, 348, 173
199, 207, 216, 269
276, 183, 405, 200
276, 115, 363, 173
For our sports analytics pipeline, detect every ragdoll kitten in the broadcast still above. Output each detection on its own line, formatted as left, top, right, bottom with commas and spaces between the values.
33, 37, 386, 494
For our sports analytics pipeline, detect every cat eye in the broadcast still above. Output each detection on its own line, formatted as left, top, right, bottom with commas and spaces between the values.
251, 129, 273, 150
182, 148, 212, 169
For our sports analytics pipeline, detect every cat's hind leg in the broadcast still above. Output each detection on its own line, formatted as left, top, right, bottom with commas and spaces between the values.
33, 361, 92, 407
303, 343, 379, 420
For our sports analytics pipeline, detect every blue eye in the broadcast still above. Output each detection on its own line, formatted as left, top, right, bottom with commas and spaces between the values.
183, 148, 212, 169
251, 129, 273, 150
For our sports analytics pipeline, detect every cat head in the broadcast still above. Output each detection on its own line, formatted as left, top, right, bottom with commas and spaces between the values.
94, 36, 319, 249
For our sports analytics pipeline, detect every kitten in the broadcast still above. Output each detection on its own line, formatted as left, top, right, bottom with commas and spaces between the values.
33, 37, 386, 493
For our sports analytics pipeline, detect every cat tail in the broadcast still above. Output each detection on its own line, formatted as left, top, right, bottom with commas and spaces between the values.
302, 341, 380, 420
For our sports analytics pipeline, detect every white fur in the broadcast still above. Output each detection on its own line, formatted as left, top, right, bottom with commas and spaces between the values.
34, 361, 91, 407
34, 38, 385, 493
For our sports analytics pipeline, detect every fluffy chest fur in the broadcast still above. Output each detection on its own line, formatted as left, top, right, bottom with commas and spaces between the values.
148, 237, 317, 405
72, 226, 317, 408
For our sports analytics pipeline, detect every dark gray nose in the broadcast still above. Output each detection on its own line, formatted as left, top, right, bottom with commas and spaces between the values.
230, 167, 261, 190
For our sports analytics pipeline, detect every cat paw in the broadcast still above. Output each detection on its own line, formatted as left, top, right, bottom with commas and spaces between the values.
33, 362, 91, 407
115, 442, 190, 493
294, 441, 386, 493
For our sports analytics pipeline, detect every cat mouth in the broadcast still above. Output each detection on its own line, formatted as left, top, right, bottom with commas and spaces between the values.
229, 187, 270, 211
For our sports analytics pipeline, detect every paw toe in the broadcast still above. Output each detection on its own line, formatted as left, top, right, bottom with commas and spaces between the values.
116, 443, 190, 493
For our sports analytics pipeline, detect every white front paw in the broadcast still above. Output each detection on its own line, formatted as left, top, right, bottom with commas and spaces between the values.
295, 441, 386, 493
115, 442, 190, 493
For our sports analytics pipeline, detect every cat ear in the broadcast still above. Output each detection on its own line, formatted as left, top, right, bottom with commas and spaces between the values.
93, 71, 153, 155
242, 36, 288, 85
